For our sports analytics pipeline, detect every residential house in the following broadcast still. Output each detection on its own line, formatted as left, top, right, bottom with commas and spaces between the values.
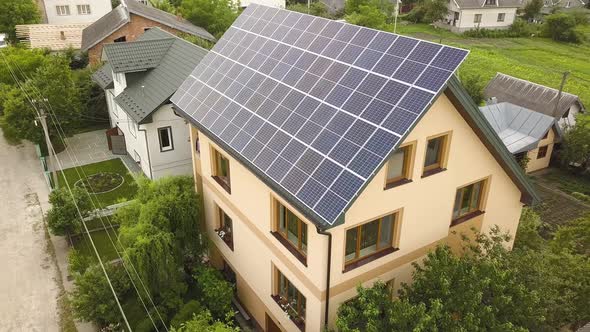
91, 27, 207, 179
171, 5, 538, 332
484, 73, 586, 129
480, 102, 561, 172
541, 0, 588, 13
38, 0, 112, 25
441, 0, 523, 32
240, 0, 286, 9
81, 0, 215, 65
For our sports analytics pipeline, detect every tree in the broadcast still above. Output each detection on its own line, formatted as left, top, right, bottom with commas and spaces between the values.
459, 72, 485, 105
522, 0, 543, 21
0, 0, 40, 43
179, 0, 238, 38
406, 0, 448, 23
46, 186, 92, 237
73, 68, 109, 130
193, 266, 234, 319
345, 5, 393, 31
287, 2, 333, 18
561, 113, 590, 169
551, 215, 590, 256
0, 47, 48, 86
151, 0, 177, 13
171, 311, 239, 332
543, 13, 584, 43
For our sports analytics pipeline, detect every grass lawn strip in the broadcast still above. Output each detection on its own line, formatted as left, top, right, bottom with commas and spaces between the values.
57, 158, 137, 208
72, 226, 121, 263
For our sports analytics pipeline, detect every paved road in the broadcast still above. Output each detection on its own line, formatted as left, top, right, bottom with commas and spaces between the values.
0, 130, 60, 331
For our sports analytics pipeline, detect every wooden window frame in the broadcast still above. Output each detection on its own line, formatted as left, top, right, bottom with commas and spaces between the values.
272, 268, 306, 331
157, 126, 174, 152
537, 145, 548, 159
343, 210, 402, 272
422, 132, 451, 177
384, 142, 415, 189
271, 199, 307, 265
451, 178, 488, 226
215, 205, 233, 251
211, 148, 231, 193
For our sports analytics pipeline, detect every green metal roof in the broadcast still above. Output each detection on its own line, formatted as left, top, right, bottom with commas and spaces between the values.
97, 28, 208, 124
91, 63, 113, 89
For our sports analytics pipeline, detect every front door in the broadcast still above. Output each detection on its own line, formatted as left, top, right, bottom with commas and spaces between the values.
111, 135, 127, 155
266, 313, 281, 332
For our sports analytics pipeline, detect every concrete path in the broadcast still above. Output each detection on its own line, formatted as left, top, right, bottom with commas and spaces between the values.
0, 130, 60, 331
50, 129, 116, 171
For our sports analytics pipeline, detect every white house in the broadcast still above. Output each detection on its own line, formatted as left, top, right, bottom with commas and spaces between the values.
240, 0, 286, 9
441, 0, 523, 32
40, 0, 112, 25
92, 28, 208, 179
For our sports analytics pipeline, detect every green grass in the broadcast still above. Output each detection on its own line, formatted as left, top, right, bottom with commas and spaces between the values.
72, 226, 120, 262
396, 23, 590, 107
57, 158, 137, 208
542, 168, 590, 196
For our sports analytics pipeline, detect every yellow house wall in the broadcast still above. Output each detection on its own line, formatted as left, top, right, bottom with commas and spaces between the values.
189, 91, 525, 332
525, 127, 556, 173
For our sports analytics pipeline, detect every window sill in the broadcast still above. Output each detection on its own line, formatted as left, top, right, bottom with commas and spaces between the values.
271, 295, 305, 332
270, 232, 307, 267
343, 247, 398, 273
214, 229, 234, 251
212, 176, 231, 194
450, 210, 484, 228
421, 167, 446, 178
384, 178, 412, 190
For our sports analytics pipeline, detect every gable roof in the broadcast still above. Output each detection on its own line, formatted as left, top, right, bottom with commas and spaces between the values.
480, 102, 557, 154
484, 73, 585, 119
171, 5, 538, 229
81, 0, 214, 52
454, 0, 524, 9
93, 28, 208, 124
91, 63, 114, 89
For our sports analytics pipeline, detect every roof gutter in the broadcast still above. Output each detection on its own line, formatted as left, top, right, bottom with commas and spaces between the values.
316, 226, 332, 329
138, 126, 153, 179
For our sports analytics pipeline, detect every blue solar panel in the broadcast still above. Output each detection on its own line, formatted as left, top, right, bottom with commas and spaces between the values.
171, 3, 468, 226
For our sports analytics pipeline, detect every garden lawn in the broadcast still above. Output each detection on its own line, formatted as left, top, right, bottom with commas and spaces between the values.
72, 226, 120, 263
57, 158, 137, 208
396, 24, 590, 107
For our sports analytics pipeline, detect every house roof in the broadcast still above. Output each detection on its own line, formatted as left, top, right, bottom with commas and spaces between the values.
480, 102, 557, 154
454, 0, 524, 9
484, 73, 585, 119
91, 63, 113, 89
171, 5, 538, 229
93, 28, 208, 124
81, 0, 214, 52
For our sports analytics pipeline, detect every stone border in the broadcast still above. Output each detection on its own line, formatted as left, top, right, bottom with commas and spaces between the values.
74, 172, 125, 194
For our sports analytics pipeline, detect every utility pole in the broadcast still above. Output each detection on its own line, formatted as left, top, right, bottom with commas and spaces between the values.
553, 71, 570, 121
394, 0, 400, 34
34, 98, 59, 189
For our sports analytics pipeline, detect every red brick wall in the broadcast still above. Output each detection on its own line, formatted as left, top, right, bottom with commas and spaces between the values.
88, 14, 185, 65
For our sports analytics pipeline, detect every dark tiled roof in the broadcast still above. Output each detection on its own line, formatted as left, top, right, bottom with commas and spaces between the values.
91, 63, 114, 89
454, 0, 524, 8
81, 5, 128, 51
102, 38, 174, 73
484, 73, 585, 118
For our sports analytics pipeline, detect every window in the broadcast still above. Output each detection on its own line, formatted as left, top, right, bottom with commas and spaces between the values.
423, 134, 448, 176
452, 180, 486, 223
485, 0, 496, 4
77, 4, 91, 15
537, 145, 549, 159
273, 269, 306, 330
212, 148, 231, 192
344, 213, 399, 270
474, 14, 482, 23
56, 5, 70, 16
195, 131, 200, 154
127, 116, 137, 138
158, 127, 174, 152
114, 36, 126, 43
497, 13, 505, 22
274, 201, 307, 263
216, 206, 233, 250
563, 109, 570, 118
566, 1, 571, 7
385, 144, 413, 187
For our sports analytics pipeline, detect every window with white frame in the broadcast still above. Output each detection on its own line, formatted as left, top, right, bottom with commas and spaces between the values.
158, 127, 174, 151
474, 14, 482, 23
56, 5, 70, 16
127, 116, 137, 138
497, 13, 505, 22
77, 4, 91, 15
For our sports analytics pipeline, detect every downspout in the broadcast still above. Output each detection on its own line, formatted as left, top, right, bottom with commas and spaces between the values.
316, 226, 332, 329
138, 126, 153, 179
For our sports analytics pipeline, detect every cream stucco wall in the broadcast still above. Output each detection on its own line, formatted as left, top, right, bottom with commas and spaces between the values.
525, 127, 555, 173
190, 91, 525, 332
444, 3, 517, 32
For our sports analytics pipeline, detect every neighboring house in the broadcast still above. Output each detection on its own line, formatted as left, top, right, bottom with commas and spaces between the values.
441, 0, 522, 32
91, 28, 207, 179
38, 0, 112, 24
16, 23, 90, 50
240, 0, 286, 8
0, 33, 7, 48
541, 0, 588, 13
480, 102, 561, 173
81, 0, 215, 65
484, 73, 586, 129
171, 5, 538, 332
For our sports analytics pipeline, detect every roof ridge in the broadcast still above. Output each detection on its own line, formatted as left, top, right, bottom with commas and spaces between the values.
495, 72, 578, 98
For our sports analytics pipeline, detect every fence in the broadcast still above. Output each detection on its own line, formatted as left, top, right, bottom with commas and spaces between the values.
35, 144, 54, 191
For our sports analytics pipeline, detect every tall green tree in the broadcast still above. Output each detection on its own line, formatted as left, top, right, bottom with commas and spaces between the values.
523, 0, 543, 21
561, 113, 590, 168
46, 186, 92, 237
345, 4, 393, 31
543, 13, 584, 43
0, 0, 40, 43
179, 0, 238, 38
171, 311, 239, 332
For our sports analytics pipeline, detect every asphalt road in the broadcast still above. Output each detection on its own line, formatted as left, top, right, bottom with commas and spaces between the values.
0, 130, 60, 331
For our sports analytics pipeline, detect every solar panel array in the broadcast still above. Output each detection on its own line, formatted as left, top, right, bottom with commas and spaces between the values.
171, 4, 468, 226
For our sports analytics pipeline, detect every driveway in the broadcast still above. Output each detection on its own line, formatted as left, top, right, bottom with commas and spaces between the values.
0, 130, 60, 331
49, 129, 116, 171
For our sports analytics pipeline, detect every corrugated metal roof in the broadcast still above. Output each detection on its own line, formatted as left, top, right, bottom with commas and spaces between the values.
454, 0, 524, 9
102, 38, 174, 73
484, 73, 585, 118
91, 63, 114, 89
101, 28, 207, 124
81, 0, 214, 52
480, 102, 556, 154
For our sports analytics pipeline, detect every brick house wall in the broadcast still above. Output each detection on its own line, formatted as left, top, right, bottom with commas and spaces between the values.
88, 14, 185, 65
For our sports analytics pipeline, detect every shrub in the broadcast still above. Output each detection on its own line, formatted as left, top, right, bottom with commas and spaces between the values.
194, 266, 234, 320
571, 192, 590, 203
287, 2, 333, 18
170, 300, 204, 328
543, 13, 584, 43
405, 5, 426, 23
68, 248, 93, 276
46, 186, 92, 237
459, 72, 485, 105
